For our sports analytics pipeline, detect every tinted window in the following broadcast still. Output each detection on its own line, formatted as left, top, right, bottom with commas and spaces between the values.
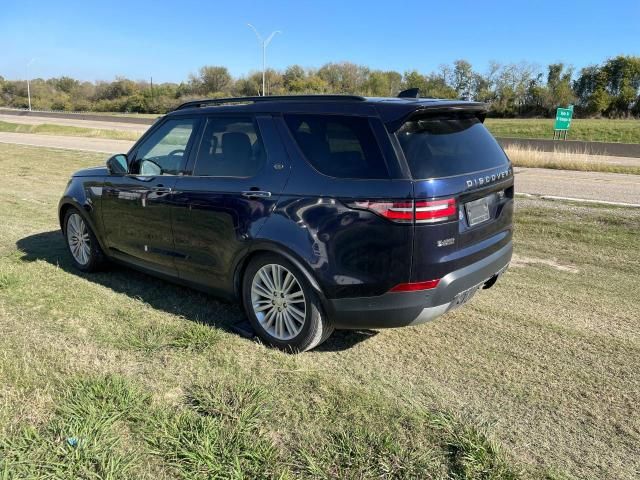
397, 116, 509, 179
284, 114, 388, 179
193, 117, 266, 177
134, 118, 197, 175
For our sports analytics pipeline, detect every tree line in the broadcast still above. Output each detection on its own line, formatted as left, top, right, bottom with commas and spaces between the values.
1, 55, 638, 118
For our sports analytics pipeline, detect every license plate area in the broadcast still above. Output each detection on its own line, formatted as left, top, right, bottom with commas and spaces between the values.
465, 196, 491, 226
449, 282, 483, 310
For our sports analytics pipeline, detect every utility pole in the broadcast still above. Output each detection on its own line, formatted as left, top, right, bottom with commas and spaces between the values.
247, 24, 281, 96
26, 58, 35, 111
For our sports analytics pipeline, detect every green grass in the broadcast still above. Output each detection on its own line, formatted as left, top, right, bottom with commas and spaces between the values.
485, 118, 640, 144
0, 120, 140, 141
1, 143, 639, 478
504, 145, 640, 175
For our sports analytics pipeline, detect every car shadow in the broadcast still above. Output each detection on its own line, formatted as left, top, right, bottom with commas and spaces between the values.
16, 230, 376, 352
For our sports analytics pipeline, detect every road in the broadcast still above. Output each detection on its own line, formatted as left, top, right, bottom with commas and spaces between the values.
1, 132, 639, 205
0, 131, 134, 154
513, 167, 640, 205
0, 113, 149, 133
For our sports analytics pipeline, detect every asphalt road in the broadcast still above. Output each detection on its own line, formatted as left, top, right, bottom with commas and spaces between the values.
0, 131, 134, 153
513, 167, 640, 205
1, 132, 639, 206
0, 113, 149, 133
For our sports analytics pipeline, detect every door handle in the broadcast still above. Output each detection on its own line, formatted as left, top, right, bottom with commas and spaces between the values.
241, 190, 272, 198
152, 186, 173, 194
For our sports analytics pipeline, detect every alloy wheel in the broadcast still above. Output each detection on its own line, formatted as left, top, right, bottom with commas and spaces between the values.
66, 213, 91, 265
250, 264, 306, 340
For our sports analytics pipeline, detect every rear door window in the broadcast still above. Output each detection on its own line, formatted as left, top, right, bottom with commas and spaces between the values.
193, 117, 266, 177
284, 114, 389, 179
396, 116, 509, 179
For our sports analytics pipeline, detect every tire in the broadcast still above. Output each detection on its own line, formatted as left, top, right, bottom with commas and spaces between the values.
63, 208, 106, 272
242, 253, 334, 352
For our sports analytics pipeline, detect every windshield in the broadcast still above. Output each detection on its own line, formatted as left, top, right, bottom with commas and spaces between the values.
396, 116, 508, 179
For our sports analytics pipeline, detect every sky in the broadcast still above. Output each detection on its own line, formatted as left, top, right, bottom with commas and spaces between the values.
1, 0, 638, 83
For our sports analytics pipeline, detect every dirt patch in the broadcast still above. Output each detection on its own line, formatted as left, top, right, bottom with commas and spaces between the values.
511, 254, 579, 273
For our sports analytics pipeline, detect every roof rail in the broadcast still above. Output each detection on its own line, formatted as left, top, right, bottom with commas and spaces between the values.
173, 94, 367, 111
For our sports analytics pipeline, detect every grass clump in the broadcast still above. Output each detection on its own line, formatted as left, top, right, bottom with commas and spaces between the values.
114, 321, 221, 355
0, 375, 148, 479
0, 271, 19, 290
431, 412, 520, 480
147, 379, 282, 479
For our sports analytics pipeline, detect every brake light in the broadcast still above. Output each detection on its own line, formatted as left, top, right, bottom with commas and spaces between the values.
347, 198, 457, 224
389, 279, 440, 292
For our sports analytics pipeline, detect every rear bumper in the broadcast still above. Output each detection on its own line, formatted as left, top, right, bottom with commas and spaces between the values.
327, 241, 512, 329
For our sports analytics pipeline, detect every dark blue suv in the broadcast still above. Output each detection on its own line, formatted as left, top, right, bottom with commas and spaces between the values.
59, 93, 513, 351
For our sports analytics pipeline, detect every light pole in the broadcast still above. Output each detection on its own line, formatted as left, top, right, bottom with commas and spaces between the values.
26, 58, 35, 111
247, 24, 281, 96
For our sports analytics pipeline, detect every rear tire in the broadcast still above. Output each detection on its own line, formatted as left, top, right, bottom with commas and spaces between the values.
63, 208, 106, 272
242, 254, 333, 352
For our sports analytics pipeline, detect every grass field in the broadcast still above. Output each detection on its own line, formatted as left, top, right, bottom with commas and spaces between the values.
0, 120, 140, 141
0, 143, 639, 479
504, 145, 640, 175
485, 118, 640, 144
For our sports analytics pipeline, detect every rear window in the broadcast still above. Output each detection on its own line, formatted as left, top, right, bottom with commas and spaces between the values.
396, 116, 508, 179
284, 114, 389, 179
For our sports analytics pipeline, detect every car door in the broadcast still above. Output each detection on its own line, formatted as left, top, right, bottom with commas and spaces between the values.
171, 114, 290, 294
101, 116, 201, 276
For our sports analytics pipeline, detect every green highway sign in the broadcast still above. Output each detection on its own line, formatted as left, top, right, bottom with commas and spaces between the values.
554, 107, 573, 131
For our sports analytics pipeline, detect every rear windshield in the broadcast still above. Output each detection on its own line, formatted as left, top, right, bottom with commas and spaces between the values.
396, 116, 508, 179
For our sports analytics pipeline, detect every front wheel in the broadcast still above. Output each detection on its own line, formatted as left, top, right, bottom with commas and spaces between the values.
64, 208, 106, 272
242, 254, 333, 352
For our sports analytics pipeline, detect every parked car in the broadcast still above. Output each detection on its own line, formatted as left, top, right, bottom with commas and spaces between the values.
59, 92, 513, 351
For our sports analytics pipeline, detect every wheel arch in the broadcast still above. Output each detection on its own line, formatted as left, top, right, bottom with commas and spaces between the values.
233, 242, 327, 306
58, 199, 108, 253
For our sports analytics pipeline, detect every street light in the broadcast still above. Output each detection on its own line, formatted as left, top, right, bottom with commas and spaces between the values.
247, 24, 281, 96
26, 58, 35, 111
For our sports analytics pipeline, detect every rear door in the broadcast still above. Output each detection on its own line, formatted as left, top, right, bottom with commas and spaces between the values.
394, 114, 514, 282
170, 114, 290, 293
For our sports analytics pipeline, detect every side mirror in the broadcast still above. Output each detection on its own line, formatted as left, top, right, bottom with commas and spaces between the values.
106, 154, 128, 175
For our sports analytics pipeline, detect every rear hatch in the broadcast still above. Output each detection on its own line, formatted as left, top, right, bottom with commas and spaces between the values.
394, 113, 514, 283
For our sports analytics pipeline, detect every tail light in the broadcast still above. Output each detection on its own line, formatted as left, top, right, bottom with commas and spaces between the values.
414, 198, 457, 223
346, 198, 457, 224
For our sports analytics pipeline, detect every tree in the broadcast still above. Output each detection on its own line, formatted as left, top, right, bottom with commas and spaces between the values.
198, 66, 232, 95
402, 70, 427, 93
318, 62, 369, 93
546, 63, 575, 112
283, 65, 306, 91
452, 60, 474, 99
602, 55, 640, 116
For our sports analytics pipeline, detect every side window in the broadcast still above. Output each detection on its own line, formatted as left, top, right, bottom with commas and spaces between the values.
284, 114, 389, 179
133, 118, 197, 175
193, 117, 266, 177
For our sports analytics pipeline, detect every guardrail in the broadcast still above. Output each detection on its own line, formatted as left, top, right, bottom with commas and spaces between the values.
497, 137, 640, 159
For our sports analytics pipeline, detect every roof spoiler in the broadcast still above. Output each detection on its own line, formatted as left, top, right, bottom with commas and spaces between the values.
398, 88, 420, 98
386, 103, 489, 131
